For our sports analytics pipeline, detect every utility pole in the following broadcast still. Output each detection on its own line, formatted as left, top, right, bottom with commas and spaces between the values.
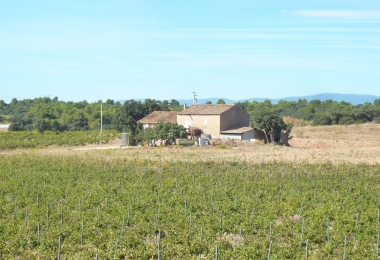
191, 92, 198, 105
100, 104, 103, 134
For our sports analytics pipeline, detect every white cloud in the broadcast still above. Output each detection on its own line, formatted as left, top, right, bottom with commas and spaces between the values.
292, 10, 380, 19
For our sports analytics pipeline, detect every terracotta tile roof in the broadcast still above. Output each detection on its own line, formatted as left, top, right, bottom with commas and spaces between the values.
220, 127, 254, 134
138, 111, 178, 124
178, 104, 235, 115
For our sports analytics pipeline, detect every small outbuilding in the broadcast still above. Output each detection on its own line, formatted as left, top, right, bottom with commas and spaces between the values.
0, 124, 10, 132
220, 127, 255, 141
220, 127, 267, 142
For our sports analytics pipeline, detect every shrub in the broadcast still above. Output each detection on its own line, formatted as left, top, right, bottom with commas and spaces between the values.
313, 113, 333, 126
211, 138, 222, 146
339, 116, 355, 125
373, 117, 380, 124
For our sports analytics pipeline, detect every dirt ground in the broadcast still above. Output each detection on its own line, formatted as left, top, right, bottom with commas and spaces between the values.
3, 123, 380, 164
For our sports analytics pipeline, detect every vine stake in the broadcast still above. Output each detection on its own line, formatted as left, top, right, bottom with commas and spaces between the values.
81, 219, 84, 245
267, 240, 272, 260
343, 235, 347, 260
57, 236, 61, 260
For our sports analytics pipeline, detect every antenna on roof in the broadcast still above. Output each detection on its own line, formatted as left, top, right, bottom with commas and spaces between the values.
191, 92, 198, 105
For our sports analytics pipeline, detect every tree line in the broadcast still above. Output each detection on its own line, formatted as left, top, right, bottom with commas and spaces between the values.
237, 98, 380, 126
0, 97, 183, 134
2, 97, 380, 135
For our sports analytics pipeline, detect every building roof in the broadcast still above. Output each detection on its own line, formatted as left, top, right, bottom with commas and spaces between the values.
220, 127, 254, 134
138, 111, 178, 124
178, 104, 235, 115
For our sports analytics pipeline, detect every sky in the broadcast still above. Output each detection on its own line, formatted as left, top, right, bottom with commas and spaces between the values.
1, 0, 380, 103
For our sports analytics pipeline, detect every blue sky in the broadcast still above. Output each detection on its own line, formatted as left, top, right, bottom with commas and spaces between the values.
1, 0, 380, 103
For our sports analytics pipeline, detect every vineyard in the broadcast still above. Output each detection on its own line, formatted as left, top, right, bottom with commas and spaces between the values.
0, 153, 380, 259
0, 130, 119, 150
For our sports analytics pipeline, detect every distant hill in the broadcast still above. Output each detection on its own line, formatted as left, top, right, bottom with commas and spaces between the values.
119, 93, 380, 106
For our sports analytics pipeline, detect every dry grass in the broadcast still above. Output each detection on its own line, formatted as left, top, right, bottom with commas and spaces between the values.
291, 123, 380, 143
3, 123, 380, 164
283, 117, 311, 127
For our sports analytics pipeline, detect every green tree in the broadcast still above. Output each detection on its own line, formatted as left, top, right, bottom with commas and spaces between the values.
234, 101, 245, 110
169, 99, 183, 111
137, 122, 186, 145
8, 116, 32, 131
338, 116, 355, 125
69, 113, 89, 131
136, 126, 156, 145
252, 110, 288, 142
160, 100, 170, 111
0, 114, 4, 122
106, 99, 114, 105
313, 113, 333, 126
169, 99, 180, 107
217, 99, 226, 104
144, 99, 163, 114
206, 101, 212, 104
300, 104, 315, 121
35, 119, 51, 134
0, 100, 6, 114
51, 120, 62, 132
154, 122, 186, 145
112, 100, 145, 133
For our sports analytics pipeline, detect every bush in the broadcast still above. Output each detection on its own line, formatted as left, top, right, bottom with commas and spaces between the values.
373, 117, 380, 124
339, 116, 355, 125
313, 113, 333, 126
0, 130, 118, 149
211, 138, 222, 146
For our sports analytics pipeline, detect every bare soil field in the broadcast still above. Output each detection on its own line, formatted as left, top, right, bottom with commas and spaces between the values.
3, 123, 380, 164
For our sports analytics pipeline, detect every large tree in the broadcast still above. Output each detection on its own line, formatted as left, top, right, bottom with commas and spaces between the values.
112, 100, 146, 134
143, 99, 163, 114
113, 99, 172, 134
69, 113, 89, 131
252, 110, 288, 142
169, 99, 183, 111
35, 119, 51, 134
313, 113, 333, 126
8, 116, 32, 131
137, 122, 186, 145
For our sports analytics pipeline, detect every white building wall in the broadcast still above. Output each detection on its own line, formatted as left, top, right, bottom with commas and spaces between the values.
0, 124, 9, 131
242, 130, 255, 141
177, 115, 220, 138
220, 134, 242, 140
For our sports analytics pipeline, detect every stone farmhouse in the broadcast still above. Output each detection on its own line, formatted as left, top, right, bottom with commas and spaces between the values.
137, 104, 286, 143
137, 104, 270, 142
177, 104, 250, 138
